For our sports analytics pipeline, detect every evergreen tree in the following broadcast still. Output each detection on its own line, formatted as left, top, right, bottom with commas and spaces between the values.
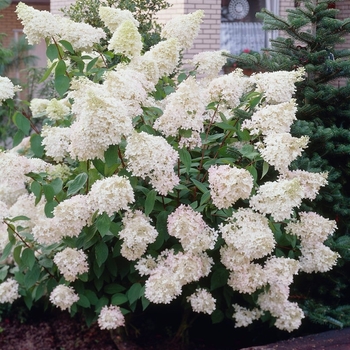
226, 0, 350, 328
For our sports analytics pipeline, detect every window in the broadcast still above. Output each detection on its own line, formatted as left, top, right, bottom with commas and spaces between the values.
221, 0, 279, 54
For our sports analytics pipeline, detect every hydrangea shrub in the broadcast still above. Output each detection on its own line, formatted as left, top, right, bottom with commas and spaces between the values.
0, 2, 340, 333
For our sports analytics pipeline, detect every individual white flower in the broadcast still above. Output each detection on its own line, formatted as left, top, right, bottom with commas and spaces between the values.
187, 289, 216, 315
87, 175, 134, 216
264, 257, 300, 293
99, 6, 139, 32
141, 250, 213, 304
242, 100, 297, 136
98, 305, 125, 330
32, 217, 62, 245
249, 178, 304, 221
250, 68, 305, 104
219, 245, 251, 271
0, 278, 20, 303
299, 243, 339, 273
274, 302, 305, 332
206, 69, 252, 110
167, 205, 218, 253
50, 285, 79, 311
53, 195, 92, 238
125, 132, 179, 195
68, 78, 133, 161
280, 170, 328, 200
143, 38, 180, 77
0, 151, 32, 206
59, 17, 106, 52
0, 76, 20, 104
227, 263, 267, 294
208, 165, 253, 209
220, 208, 275, 260
119, 210, 158, 261
286, 211, 337, 247
108, 20, 142, 58
45, 98, 71, 121
232, 304, 262, 328
30, 98, 50, 117
53, 247, 89, 282
161, 10, 204, 50
41, 126, 71, 162
191, 50, 229, 80
257, 133, 309, 173
153, 76, 209, 148
16, 2, 61, 44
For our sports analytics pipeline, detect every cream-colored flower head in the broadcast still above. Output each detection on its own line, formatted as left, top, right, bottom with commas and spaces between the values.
161, 10, 204, 50
16, 2, 61, 44
108, 20, 143, 58
99, 6, 139, 32
0, 77, 20, 104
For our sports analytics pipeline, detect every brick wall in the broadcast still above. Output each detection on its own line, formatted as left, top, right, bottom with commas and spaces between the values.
0, 2, 50, 47
157, 0, 221, 60
51, 0, 74, 14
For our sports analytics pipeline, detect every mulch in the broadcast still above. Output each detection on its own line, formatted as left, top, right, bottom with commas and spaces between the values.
0, 309, 349, 350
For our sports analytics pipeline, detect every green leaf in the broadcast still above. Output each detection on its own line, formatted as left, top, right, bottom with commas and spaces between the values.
104, 144, 119, 168
59, 40, 75, 54
30, 181, 42, 202
211, 309, 224, 324
13, 246, 22, 266
145, 190, 156, 216
46, 43, 59, 61
77, 294, 90, 308
200, 191, 211, 206
85, 290, 98, 305
191, 178, 209, 194
86, 57, 99, 72
55, 75, 70, 97
111, 293, 128, 305
12, 130, 25, 147
210, 267, 229, 291
44, 201, 57, 218
240, 144, 260, 160
179, 148, 191, 173
24, 264, 41, 288
0, 265, 9, 281
0, 241, 13, 261
261, 161, 269, 179
67, 173, 88, 196
127, 283, 142, 305
96, 213, 111, 237
43, 184, 55, 202
13, 112, 31, 135
95, 241, 109, 267
39, 61, 57, 83
104, 283, 126, 294
50, 178, 63, 194
246, 165, 258, 183
30, 134, 45, 157
55, 59, 67, 77
22, 248, 36, 270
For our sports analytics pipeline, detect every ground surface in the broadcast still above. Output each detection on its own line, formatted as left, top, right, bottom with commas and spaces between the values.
0, 308, 349, 350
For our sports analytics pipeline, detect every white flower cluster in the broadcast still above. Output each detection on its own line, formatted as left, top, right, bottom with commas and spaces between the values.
136, 249, 213, 304
167, 205, 218, 253
161, 10, 204, 50
250, 68, 305, 105
0, 76, 20, 104
125, 132, 179, 195
286, 212, 339, 273
232, 304, 262, 328
0, 278, 20, 303
49, 285, 79, 311
208, 165, 253, 209
53, 247, 89, 282
153, 76, 208, 148
16, 2, 106, 51
87, 175, 134, 216
119, 210, 158, 260
187, 288, 216, 315
98, 305, 125, 330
